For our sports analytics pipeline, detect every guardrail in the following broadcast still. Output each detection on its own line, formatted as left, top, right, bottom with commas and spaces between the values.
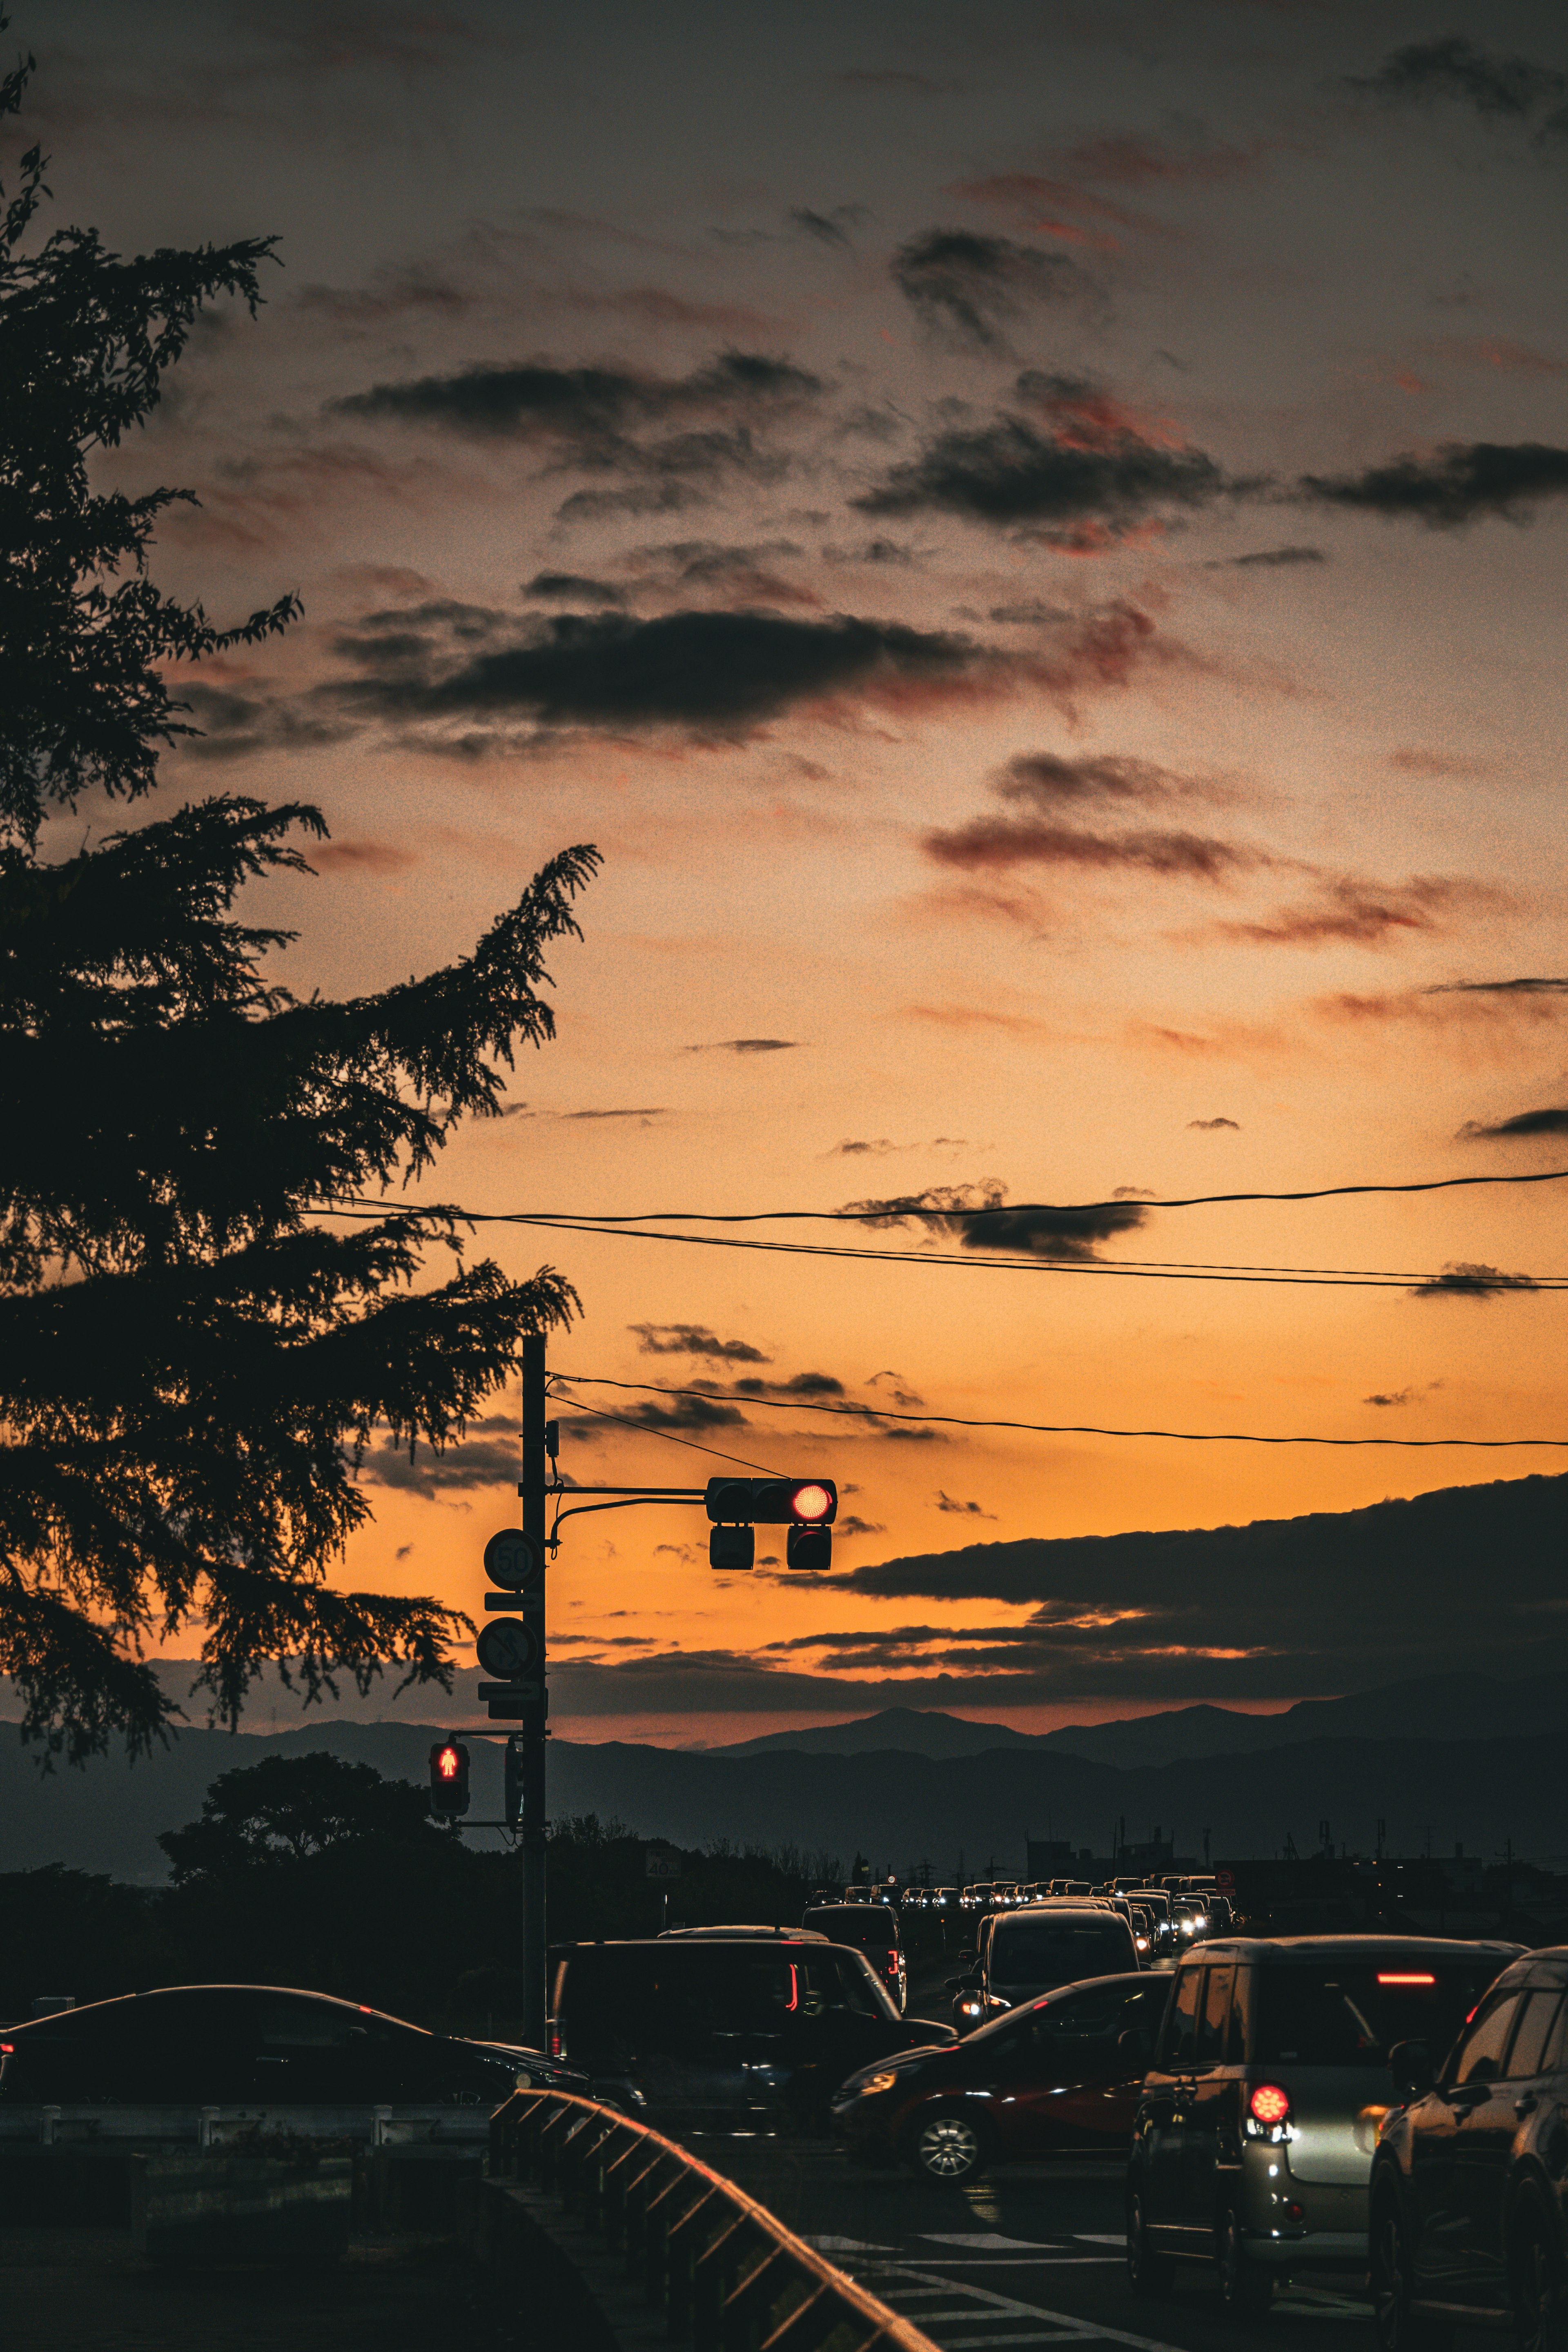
490, 2089, 939, 2352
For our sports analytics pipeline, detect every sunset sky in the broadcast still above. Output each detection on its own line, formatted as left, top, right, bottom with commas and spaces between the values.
23, 2, 1568, 1744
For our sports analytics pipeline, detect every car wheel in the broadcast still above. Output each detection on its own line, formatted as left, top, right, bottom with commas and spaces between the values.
1371, 2183, 1449, 2352
906, 2107, 989, 2185
1511, 2186, 1568, 2352
1126, 2187, 1176, 2299
1218, 2202, 1272, 2316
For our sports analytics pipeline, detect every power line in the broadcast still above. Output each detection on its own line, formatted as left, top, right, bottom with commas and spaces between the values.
316, 1204, 1566, 1291
332, 1164, 1568, 1225
546, 1382, 781, 1477
553, 1373, 1568, 1450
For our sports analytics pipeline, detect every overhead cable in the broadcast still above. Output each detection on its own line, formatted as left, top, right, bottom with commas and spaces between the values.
553, 1373, 1568, 1450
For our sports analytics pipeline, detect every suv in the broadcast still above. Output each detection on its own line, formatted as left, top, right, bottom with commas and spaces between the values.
548, 1937, 953, 2133
802, 1903, 906, 2013
1369, 1946, 1568, 2350
949, 1906, 1139, 2031
1125, 1936, 1521, 2312
0, 1983, 579, 2109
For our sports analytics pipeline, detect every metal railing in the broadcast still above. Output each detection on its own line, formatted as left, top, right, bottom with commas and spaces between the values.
490, 2089, 940, 2352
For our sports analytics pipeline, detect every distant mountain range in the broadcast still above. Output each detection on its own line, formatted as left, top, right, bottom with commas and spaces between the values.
2, 1668, 1564, 1884
712, 1674, 1568, 1769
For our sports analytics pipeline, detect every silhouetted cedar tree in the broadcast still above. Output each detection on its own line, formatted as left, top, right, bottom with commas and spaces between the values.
0, 28, 597, 1760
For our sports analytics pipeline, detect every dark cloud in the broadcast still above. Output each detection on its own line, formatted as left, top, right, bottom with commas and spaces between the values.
1344, 36, 1566, 124
1428, 977, 1568, 996
835, 1473, 1568, 1699
559, 1106, 666, 1120
1365, 1388, 1417, 1408
832, 1138, 900, 1156
1208, 546, 1327, 569
358, 1414, 519, 1500
1216, 876, 1477, 948
331, 350, 824, 447
834, 69, 960, 94
891, 229, 1094, 351
1189, 1116, 1240, 1130
565, 1394, 750, 1438
858, 372, 1228, 537
629, 1325, 772, 1363
524, 570, 626, 605
834, 1517, 886, 1539
1409, 1262, 1540, 1299
924, 743, 1249, 880
937, 1492, 996, 1518
176, 681, 357, 764
788, 205, 864, 247
867, 1371, 925, 1409
719, 1372, 849, 1400
844, 1181, 1147, 1261
684, 1037, 800, 1054
1299, 442, 1568, 526
1458, 1105, 1568, 1138
324, 604, 982, 739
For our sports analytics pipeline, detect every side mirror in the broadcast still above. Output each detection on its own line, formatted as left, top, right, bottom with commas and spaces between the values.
1390, 2039, 1434, 2100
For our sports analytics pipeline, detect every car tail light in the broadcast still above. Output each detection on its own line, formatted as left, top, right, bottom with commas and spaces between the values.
547, 2022, 564, 2060
786, 1964, 799, 2013
0, 2043, 11, 2056
1250, 2083, 1291, 2127
1377, 1972, 1435, 1987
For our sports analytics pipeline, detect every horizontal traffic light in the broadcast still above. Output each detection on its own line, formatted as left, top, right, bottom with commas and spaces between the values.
704, 1477, 837, 1526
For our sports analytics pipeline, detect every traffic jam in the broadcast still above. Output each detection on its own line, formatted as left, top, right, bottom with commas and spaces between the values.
4, 1875, 1567, 2350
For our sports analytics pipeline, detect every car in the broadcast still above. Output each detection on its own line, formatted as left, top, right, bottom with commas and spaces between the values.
1125, 1934, 1522, 2314
548, 1936, 955, 2134
802, 1902, 907, 2013
1369, 1945, 1568, 2351
659, 1924, 829, 1941
835, 1971, 1167, 2184
949, 1905, 1140, 2031
0, 1982, 580, 2109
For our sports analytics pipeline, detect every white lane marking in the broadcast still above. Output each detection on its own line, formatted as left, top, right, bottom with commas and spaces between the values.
922, 2233, 1059, 2250
896, 2258, 1121, 2269
799, 2234, 899, 2252
1075, 2235, 1127, 2246
842, 2261, 1207, 2352
939, 2336, 1090, 2349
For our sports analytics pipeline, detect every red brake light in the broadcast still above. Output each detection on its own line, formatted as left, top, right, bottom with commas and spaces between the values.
1250, 2083, 1291, 2127
0, 2043, 11, 2055
786, 1964, 799, 2013
1377, 1972, 1435, 1987
547, 2023, 563, 2059
790, 1483, 833, 1521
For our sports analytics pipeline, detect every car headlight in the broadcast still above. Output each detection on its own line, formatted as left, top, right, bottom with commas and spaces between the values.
859, 2070, 900, 2096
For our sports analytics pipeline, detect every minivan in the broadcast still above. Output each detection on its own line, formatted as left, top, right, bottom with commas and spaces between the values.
1125, 1935, 1521, 2312
949, 1905, 1140, 2031
548, 1937, 955, 2134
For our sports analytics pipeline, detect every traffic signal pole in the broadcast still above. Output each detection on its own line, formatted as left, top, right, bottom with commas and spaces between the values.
520, 1333, 549, 2049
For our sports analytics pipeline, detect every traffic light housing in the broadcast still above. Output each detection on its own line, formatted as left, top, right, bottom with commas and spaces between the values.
704, 1478, 837, 1526
708, 1523, 755, 1572
429, 1740, 470, 1818
479, 1526, 546, 1722
786, 1522, 833, 1572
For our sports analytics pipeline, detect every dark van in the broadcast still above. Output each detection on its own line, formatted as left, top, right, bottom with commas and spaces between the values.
549, 1938, 954, 2134
802, 1903, 906, 2013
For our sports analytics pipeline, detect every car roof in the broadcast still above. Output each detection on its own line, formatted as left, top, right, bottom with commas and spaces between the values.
1, 1984, 425, 2034
993, 1905, 1127, 1926
658, 1925, 829, 1940
1184, 1936, 1525, 1964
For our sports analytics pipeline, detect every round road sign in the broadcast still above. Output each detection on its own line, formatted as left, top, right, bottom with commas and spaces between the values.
483, 1527, 544, 1592
476, 1617, 541, 1680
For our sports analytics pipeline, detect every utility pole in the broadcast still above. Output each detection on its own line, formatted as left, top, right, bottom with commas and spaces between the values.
520, 1333, 549, 2048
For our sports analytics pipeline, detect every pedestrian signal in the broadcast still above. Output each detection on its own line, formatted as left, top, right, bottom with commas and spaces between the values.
429, 1740, 470, 1818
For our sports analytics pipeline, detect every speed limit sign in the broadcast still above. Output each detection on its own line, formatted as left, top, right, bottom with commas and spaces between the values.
483, 1527, 544, 1592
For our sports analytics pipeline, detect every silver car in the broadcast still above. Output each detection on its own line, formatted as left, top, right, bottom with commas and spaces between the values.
1125, 1935, 1521, 2311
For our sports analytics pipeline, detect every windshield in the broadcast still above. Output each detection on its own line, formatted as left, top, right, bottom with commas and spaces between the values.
988, 1920, 1134, 1983
1254, 1958, 1507, 2067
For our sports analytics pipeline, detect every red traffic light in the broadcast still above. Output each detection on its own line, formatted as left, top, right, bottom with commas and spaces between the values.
705, 1477, 837, 1526
429, 1740, 470, 1818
